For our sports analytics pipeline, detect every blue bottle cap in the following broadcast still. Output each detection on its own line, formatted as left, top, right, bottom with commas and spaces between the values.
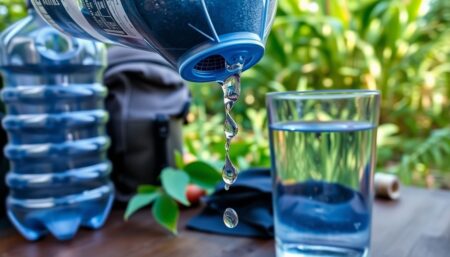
178, 32, 264, 82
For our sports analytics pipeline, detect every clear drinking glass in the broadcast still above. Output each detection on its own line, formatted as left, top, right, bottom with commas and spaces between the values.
267, 90, 380, 257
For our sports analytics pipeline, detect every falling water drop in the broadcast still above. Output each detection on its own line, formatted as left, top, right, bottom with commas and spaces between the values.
223, 208, 239, 229
222, 155, 238, 187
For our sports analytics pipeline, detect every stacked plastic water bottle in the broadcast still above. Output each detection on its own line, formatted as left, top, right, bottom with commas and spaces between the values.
0, 4, 114, 241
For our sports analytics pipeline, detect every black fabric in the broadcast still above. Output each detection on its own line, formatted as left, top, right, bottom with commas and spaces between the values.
104, 46, 190, 202
187, 168, 274, 239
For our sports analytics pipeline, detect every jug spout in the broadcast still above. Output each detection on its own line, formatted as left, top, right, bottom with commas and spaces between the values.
178, 32, 264, 82
31, 0, 277, 82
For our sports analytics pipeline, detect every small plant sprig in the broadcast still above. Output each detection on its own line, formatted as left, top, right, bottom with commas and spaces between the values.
124, 151, 221, 234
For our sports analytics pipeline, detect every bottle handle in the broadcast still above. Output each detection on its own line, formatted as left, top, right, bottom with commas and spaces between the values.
35, 27, 81, 61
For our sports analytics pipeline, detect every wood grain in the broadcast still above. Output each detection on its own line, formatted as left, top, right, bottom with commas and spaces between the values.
0, 187, 448, 257
372, 187, 450, 257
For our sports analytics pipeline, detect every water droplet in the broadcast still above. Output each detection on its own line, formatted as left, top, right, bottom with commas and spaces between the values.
223, 208, 239, 228
222, 74, 241, 112
222, 155, 238, 185
226, 56, 244, 73
224, 117, 238, 142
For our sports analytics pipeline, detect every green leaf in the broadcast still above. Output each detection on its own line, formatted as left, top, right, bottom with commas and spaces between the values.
185, 139, 197, 157
152, 194, 179, 235
137, 185, 159, 194
184, 161, 221, 190
174, 150, 185, 169
124, 192, 160, 220
329, 0, 350, 28
161, 168, 190, 206
430, 148, 443, 166
407, 0, 423, 21
267, 30, 288, 66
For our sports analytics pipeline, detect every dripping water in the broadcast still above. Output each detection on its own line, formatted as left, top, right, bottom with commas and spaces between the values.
221, 73, 241, 191
220, 58, 244, 229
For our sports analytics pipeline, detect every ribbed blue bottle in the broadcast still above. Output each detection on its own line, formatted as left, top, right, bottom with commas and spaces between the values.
0, 3, 114, 241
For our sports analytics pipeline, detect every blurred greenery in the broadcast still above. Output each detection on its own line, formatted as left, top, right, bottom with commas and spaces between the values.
1, 0, 449, 188
185, 0, 450, 189
0, 0, 26, 30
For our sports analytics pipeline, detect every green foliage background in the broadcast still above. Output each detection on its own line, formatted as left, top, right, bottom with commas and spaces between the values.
185, 0, 450, 188
0, 0, 26, 30
1, 0, 449, 188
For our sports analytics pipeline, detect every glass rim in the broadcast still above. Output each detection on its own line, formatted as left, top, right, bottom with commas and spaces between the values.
267, 89, 380, 100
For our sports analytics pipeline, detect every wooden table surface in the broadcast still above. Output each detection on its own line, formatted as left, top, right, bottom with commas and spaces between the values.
0, 187, 449, 257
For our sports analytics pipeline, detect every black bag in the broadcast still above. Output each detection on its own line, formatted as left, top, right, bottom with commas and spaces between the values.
104, 47, 190, 202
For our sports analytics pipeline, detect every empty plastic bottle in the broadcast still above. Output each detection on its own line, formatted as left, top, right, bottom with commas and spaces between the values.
0, 3, 114, 241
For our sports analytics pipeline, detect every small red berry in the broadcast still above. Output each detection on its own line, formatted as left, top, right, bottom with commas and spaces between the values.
186, 184, 206, 205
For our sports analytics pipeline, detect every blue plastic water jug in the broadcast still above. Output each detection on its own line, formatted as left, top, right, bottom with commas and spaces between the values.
31, 0, 277, 82
0, 5, 114, 241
